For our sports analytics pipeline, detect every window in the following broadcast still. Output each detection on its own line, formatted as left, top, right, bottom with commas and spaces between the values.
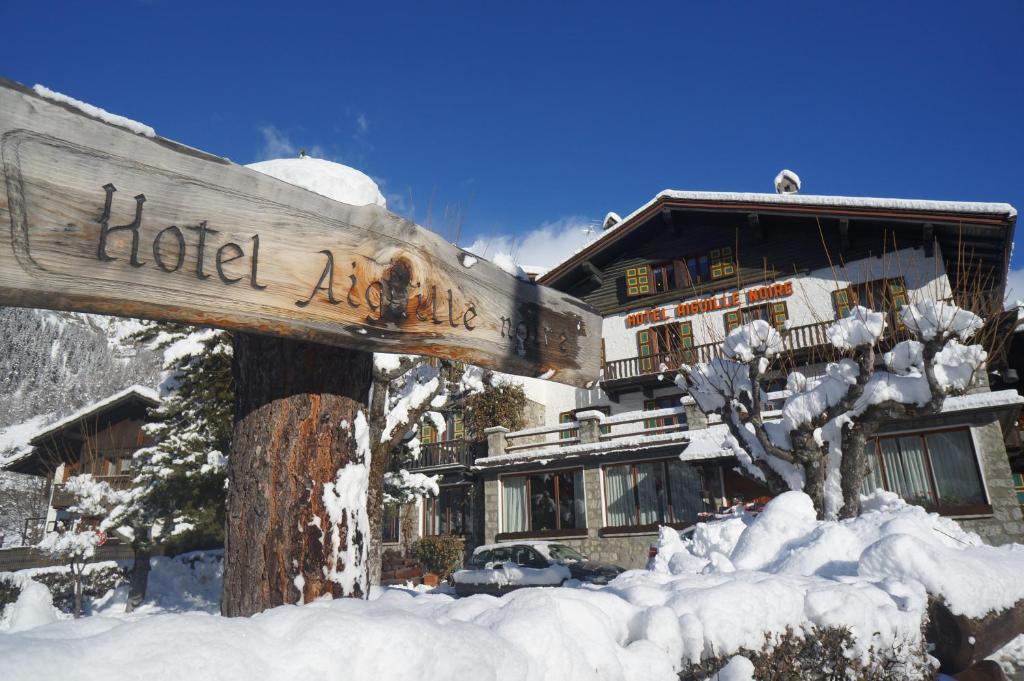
682, 255, 711, 287
724, 302, 789, 333
423, 485, 468, 535
419, 410, 463, 443
604, 459, 714, 528
862, 429, 988, 514
501, 469, 586, 534
643, 396, 687, 430
382, 505, 400, 544
833, 277, 908, 325
710, 246, 736, 280
651, 263, 675, 293
625, 265, 653, 298
637, 322, 694, 371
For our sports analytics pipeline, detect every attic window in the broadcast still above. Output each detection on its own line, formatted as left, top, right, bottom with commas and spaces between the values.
710, 247, 736, 280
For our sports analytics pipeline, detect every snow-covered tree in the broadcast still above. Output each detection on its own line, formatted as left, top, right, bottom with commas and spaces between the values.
676, 300, 988, 519
37, 517, 102, 618
99, 324, 231, 610
366, 355, 491, 581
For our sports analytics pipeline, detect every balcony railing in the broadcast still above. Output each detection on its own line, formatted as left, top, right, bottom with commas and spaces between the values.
413, 440, 475, 469
603, 321, 836, 384
51, 474, 134, 508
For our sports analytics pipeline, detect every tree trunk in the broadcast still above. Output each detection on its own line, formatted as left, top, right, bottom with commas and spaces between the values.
222, 332, 373, 617
125, 544, 151, 613
72, 563, 83, 618
838, 424, 872, 520
365, 378, 390, 587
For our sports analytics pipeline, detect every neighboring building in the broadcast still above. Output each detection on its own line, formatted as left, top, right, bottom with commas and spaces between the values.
392, 187, 1023, 571
2, 385, 159, 542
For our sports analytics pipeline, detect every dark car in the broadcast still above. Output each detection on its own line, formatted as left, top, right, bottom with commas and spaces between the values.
452, 541, 625, 597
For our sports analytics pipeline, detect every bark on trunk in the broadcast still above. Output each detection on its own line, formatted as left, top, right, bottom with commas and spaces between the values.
838, 424, 872, 520
365, 378, 390, 587
125, 544, 151, 613
222, 332, 373, 617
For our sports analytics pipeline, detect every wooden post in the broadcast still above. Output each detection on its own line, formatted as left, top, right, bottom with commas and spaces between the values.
223, 333, 373, 617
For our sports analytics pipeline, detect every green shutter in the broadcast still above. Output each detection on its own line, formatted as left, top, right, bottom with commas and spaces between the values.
770, 301, 789, 330
453, 411, 465, 440
724, 311, 741, 333
625, 265, 653, 297
637, 329, 654, 372
678, 320, 694, 364
710, 246, 735, 279
644, 399, 658, 430
832, 289, 851, 318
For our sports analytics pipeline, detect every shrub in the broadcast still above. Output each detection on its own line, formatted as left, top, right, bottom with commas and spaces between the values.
0, 564, 126, 614
465, 383, 527, 440
411, 535, 465, 578
681, 625, 932, 681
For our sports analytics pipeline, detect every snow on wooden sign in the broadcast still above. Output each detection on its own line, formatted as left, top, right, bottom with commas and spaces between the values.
0, 78, 601, 387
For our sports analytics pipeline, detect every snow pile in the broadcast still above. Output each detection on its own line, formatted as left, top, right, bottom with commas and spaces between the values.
33, 84, 156, 137
721, 320, 782, 362
247, 157, 387, 208
826, 305, 884, 349
382, 469, 439, 504
0, 582, 683, 681
321, 412, 372, 596
492, 252, 532, 281
453, 562, 571, 587
641, 491, 1024, 667
4, 580, 59, 633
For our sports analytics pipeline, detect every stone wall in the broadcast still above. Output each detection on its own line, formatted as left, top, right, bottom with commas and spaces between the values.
959, 420, 1024, 545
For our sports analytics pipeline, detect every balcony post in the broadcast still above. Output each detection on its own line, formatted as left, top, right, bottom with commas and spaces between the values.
576, 411, 606, 444
484, 426, 509, 457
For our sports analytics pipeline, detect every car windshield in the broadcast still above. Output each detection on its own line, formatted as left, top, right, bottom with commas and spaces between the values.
546, 544, 587, 563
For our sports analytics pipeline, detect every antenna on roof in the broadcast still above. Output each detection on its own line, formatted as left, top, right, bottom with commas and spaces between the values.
774, 169, 801, 195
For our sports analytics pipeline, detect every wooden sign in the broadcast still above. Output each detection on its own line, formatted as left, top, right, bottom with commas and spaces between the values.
0, 78, 601, 387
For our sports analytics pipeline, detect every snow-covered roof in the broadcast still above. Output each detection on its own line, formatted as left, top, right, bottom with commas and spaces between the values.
541, 189, 1016, 284
246, 157, 387, 208
26, 385, 160, 446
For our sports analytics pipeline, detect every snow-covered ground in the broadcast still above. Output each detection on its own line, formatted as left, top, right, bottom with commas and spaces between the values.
2, 495, 1024, 680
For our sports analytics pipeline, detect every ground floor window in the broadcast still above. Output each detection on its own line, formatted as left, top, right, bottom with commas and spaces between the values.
423, 486, 468, 535
382, 505, 400, 544
502, 469, 586, 534
862, 429, 988, 514
604, 459, 713, 528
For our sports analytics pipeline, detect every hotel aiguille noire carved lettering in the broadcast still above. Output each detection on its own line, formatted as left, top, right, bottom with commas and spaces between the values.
625, 281, 794, 328
0, 78, 603, 386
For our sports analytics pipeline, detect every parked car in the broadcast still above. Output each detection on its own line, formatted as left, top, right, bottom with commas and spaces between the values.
452, 541, 625, 597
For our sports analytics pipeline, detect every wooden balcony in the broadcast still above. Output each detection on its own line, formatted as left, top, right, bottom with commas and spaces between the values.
412, 440, 476, 470
602, 321, 834, 395
50, 474, 134, 509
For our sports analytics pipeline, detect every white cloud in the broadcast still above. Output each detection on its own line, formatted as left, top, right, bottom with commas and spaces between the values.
256, 126, 326, 161
356, 113, 369, 134
1005, 267, 1024, 308
465, 216, 600, 272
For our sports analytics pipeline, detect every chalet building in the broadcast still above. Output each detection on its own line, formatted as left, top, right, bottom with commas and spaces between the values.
3, 385, 158, 543
393, 187, 1024, 571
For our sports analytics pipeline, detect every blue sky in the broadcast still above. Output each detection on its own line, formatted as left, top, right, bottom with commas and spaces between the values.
2, 1, 1022, 273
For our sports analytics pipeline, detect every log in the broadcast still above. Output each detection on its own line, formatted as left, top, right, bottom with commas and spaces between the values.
0, 77, 601, 387
222, 333, 373, 617
928, 598, 1024, 674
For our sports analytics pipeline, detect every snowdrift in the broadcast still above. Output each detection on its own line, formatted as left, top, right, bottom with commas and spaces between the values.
2, 494, 1024, 680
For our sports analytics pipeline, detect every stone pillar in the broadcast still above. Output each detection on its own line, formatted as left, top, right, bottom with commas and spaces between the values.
577, 410, 605, 444
483, 477, 500, 544
959, 420, 1024, 545
684, 402, 708, 430
485, 426, 509, 457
